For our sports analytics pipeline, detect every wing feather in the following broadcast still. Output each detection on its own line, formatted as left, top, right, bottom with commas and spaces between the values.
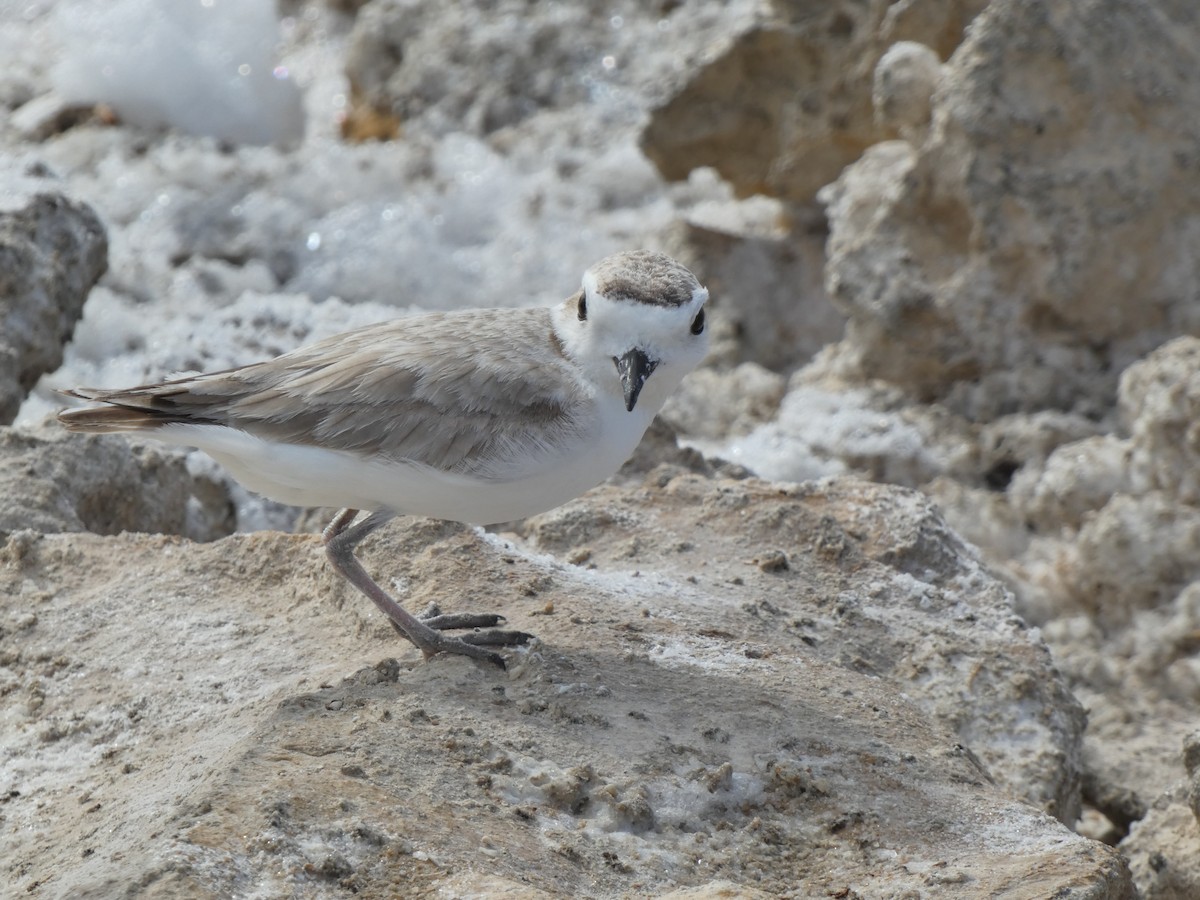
60, 307, 591, 477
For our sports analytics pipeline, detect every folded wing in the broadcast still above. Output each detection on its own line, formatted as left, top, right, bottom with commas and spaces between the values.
59, 308, 589, 477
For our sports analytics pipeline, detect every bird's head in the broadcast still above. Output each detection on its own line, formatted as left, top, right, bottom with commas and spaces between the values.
555, 250, 709, 414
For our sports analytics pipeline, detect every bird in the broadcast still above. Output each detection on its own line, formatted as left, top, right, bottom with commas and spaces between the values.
58, 250, 710, 668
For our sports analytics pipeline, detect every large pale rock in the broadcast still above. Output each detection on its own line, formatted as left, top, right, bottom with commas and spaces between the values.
641, 0, 987, 205
1039, 591, 1200, 900
0, 473, 1129, 896
0, 176, 107, 424
998, 333, 1200, 548
1043, 583, 1200, 813
524, 475, 1087, 824
0, 424, 230, 542
983, 340, 1200, 896
819, 0, 1200, 419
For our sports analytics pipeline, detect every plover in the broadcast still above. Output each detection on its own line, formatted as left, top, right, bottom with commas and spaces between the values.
58, 250, 710, 667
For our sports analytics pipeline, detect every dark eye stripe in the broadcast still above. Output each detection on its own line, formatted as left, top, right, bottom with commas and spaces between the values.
577, 294, 588, 321
690, 308, 705, 335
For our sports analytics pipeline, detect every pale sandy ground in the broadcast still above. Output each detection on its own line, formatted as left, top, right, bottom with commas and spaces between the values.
1, 468, 1129, 897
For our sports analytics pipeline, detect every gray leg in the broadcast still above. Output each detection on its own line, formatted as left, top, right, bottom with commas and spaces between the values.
322, 509, 531, 669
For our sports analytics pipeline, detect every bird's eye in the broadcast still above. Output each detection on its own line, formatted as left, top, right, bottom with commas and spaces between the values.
577, 293, 588, 321
690, 308, 705, 335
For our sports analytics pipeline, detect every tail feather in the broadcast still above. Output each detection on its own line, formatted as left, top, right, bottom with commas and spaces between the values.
57, 404, 172, 433
57, 385, 218, 434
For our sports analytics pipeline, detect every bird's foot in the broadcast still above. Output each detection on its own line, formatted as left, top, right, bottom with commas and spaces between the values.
400, 603, 534, 668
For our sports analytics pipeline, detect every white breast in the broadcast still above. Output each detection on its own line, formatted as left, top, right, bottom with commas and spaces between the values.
154, 391, 653, 525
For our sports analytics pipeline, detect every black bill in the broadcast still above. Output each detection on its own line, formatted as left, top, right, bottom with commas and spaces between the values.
614, 348, 658, 412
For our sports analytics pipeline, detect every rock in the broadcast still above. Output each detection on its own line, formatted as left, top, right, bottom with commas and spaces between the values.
1027, 559, 1200, 891
1121, 801, 1200, 900
655, 883, 776, 900
722, 379, 1103, 497
911, 329, 1200, 892
977, 410, 1106, 492
0, 176, 107, 424
3, 0, 1183, 891
524, 475, 1088, 825
640, 0, 987, 205
0, 473, 1131, 896
1064, 493, 1200, 627
0, 424, 231, 542
1007, 435, 1130, 532
1120, 336, 1200, 505
1187, 730, 1200, 810
873, 40, 943, 143
818, 0, 1200, 419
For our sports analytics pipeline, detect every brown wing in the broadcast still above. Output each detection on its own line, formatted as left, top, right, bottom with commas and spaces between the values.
60, 307, 590, 476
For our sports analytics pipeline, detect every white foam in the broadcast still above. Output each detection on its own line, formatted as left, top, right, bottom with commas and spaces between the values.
51, 0, 303, 146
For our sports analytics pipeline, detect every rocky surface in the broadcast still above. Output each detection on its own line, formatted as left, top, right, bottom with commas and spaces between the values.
0, 171, 107, 425
816, 0, 1200, 420
0, 423, 231, 543
526, 476, 1089, 824
2, 0, 1197, 896
640, 0, 989, 208
1, 474, 1131, 897
696, 1, 1200, 896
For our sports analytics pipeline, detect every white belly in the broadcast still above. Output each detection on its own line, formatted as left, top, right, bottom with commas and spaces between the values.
154, 396, 653, 525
